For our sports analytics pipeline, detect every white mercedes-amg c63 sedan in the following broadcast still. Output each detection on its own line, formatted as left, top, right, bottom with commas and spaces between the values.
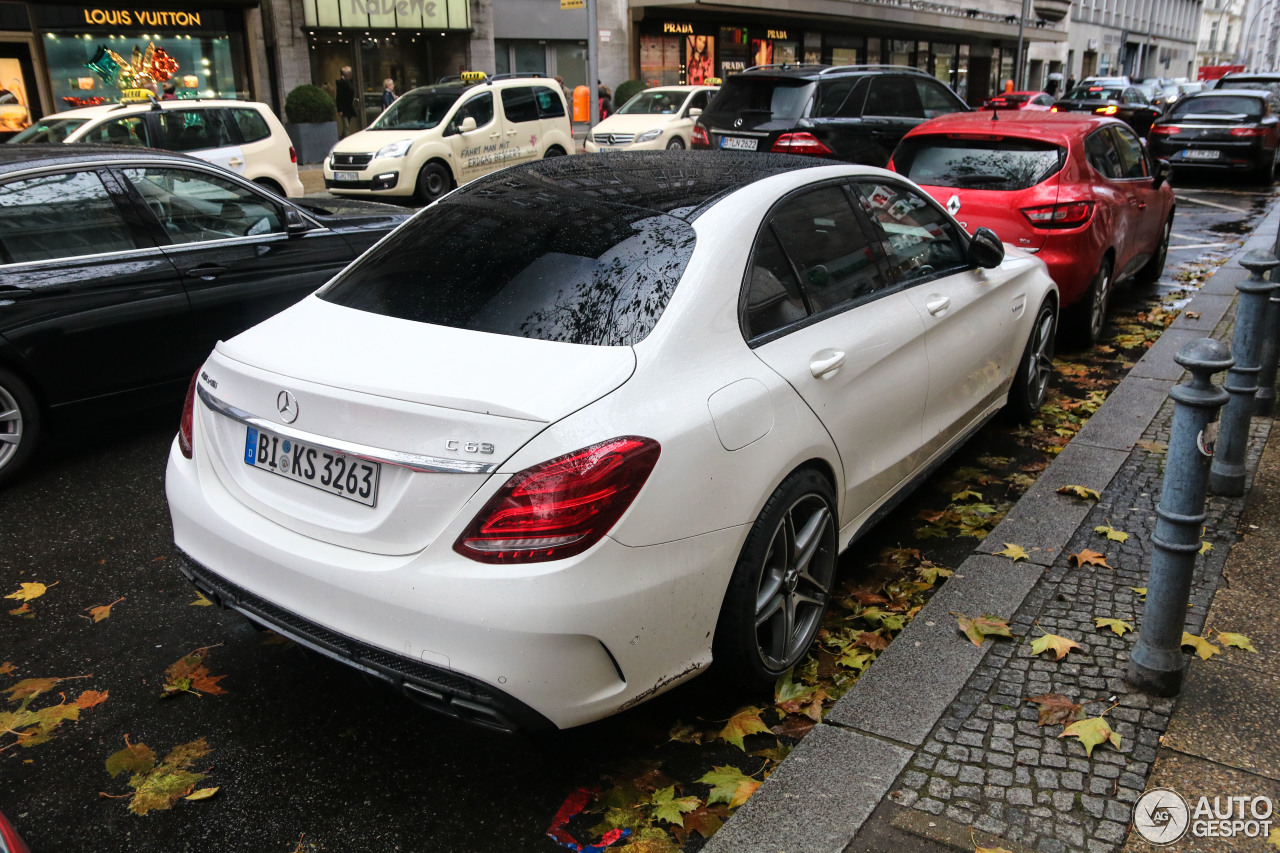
166, 151, 1057, 731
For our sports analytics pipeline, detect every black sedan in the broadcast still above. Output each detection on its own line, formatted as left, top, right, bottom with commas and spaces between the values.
0, 145, 410, 485
1052, 85, 1163, 136
1148, 90, 1280, 181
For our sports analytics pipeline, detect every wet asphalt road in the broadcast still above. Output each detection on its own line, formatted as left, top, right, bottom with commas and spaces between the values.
1, 175, 1274, 853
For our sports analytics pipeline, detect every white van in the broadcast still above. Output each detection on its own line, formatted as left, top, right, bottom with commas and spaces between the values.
324, 73, 575, 203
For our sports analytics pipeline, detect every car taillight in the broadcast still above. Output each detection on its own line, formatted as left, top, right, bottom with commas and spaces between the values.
1050, 106, 1059, 112
1021, 201, 1095, 229
771, 132, 833, 156
178, 370, 199, 459
289, 145, 298, 163
1231, 127, 1269, 137
1150, 125, 1180, 135
454, 436, 661, 564
1095, 105, 1119, 115
691, 125, 710, 148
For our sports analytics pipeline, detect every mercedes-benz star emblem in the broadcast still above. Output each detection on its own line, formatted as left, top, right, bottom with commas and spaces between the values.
276, 390, 299, 424
734, 118, 743, 128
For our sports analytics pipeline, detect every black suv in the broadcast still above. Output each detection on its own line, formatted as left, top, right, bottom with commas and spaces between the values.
692, 64, 969, 166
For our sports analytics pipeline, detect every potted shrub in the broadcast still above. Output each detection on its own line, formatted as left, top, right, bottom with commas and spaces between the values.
284, 84, 338, 164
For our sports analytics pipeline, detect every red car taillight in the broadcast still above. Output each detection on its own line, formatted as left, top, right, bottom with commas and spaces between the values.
691, 125, 710, 148
289, 145, 298, 163
1021, 201, 1096, 229
1095, 105, 1119, 115
178, 371, 199, 459
453, 436, 661, 564
1050, 106, 1059, 112
771, 132, 833, 156
1231, 127, 1269, 137
1150, 125, 1180, 135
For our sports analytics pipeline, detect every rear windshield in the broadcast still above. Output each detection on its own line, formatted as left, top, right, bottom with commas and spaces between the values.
9, 118, 89, 143
707, 78, 815, 121
1063, 87, 1122, 101
618, 90, 687, 115
371, 88, 462, 130
319, 196, 696, 346
1170, 95, 1264, 120
894, 137, 1066, 191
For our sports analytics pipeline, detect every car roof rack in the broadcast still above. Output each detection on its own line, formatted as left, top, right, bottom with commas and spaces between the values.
744, 63, 828, 72
488, 72, 546, 81
818, 64, 925, 76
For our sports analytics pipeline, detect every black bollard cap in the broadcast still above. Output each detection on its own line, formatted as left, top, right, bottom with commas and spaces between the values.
1240, 249, 1280, 280
1172, 338, 1232, 409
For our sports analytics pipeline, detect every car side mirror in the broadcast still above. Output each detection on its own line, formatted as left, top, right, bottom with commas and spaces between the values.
1153, 158, 1171, 189
284, 208, 310, 237
458, 116, 477, 133
968, 227, 1005, 269
688, 107, 702, 118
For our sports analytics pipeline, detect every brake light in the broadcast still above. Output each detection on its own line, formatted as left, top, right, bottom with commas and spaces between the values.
1095, 105, 1119, 115
691, 125, 710, 148
289, 145, 298, 163
1231, 127, 1269, 137
454, 436, 661, 563
178, 370, 199, 459
771, 132, 833, 156
1021, 201, 1096, 229
1149, 125, 1180, 135
1050, 106, 1059, 112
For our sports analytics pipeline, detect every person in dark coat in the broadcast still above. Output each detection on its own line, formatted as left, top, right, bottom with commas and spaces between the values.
336, 66, 360, 137
382, 78, 397, 110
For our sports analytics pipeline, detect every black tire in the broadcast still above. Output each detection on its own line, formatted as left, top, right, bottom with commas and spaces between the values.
413, 162, 452, 204
1004, 300, 1056, 424
1064, 256, 1113, 348
543, 146, 567, 158
1136, 214, 1173, 285
0, 366, 39, 488
1257, 149, 1279, 186
714, 469, 838, 689
666, 137, 685, 150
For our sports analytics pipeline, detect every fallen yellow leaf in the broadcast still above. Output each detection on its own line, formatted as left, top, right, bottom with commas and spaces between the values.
5, 582, 56, 602
994, 543, 1030, 562
1181, 632, 1220, 661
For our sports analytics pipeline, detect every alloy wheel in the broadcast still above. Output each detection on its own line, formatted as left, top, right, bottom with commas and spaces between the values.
1024, 307, 1055, 408
753, 493, 837, 670
0, 383, 23, 471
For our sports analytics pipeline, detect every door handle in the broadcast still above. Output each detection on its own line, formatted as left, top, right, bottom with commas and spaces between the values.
489, 132, 500, 139
228, 157, 244, 167
809, 351, 846, 379
926, 296, 951, 315
184, 264, 229, 281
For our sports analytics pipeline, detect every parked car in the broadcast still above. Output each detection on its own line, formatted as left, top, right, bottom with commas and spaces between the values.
1208, 71, 1280, 96
891, 112, 1175, 345
1052, 85, 1164, 136
323, 73, 574, 203
1148, 89, 1280, 181
9, 98, 305, 197
691, 64, 968, 165
982, 91, 1055, 110
583, 85, 719, 152
0, 145, 410, 486
167, 151, 1057, 731
1079, 76, 1131, 87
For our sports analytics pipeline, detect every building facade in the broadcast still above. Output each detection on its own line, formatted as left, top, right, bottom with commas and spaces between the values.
1059, 0, 1203, 83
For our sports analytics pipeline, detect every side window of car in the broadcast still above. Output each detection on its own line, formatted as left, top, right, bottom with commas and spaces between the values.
454, 92, 495, 130
915, 78, 964, 118
686, 91, 711, 113
1085, 130, 1122, 179
229, 108, 271, 143
744, 228, 808, 340
864, 77, 923, 118
815, 78, 856, 117
501, 87, 540, 124
1108, 126, 1149, 178
158, 110, 232, 152
122, 167, 283, 244
770, 186, 883, 313
534, 86, 566, 118
0, 171, 137, 264
1035, 94, 1054, 106
82, 115, 153, 147
854, 181, 966, 283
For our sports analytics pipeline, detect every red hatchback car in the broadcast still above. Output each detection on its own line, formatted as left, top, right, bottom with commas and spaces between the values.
890, 112, 1175, 344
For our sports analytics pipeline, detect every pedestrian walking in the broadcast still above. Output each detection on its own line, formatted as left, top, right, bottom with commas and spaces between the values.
382, 78, 397, 110
336, 66, 360, 137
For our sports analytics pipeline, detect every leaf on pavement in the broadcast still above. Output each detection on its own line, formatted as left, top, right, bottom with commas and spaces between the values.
1057, 484, 1100, 500
855, 631, 889, 652
674, 805, 727, 844
1029, 631, 1083, 661
1267, 827, 1279, 849
104, 736, 212, 815
1216, 631, 1258, 653
668, 720, 705, 744
850, 590, 889, 606
771, 714, 816, 739
994, 543, 1030, 562
699, 766, 761, 809
1094, 618, 1133, 636
0, 692, 83, 750
161, 647, 227, 698
189, 592, 213, 607
1025, 693, 1085, 727
917, 563, 953, 585
647, 786, 700, 827
74, 690, 109, 710
184, 786, 219, 801
7, 603, 33, 618
1059, 715, 1121, 757
1181, 632, 1220, 661
1199, 541, 1213, 555
1094, 523, 1129, 543
951, 488, 984, 502
953, 612, 1013, 647
85, 597, 124, 623
5, 674, 89, 702
617, 826, 680, 853
4, 582, 56, 602
1069, 549, 1111, 568
717, 707, 770, 751
1130, 586, 1147, 598
0, 662, 13, 676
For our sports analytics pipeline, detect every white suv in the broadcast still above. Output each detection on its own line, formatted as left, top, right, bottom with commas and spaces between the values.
324, 73, 575, 203
10, 99, 305, 197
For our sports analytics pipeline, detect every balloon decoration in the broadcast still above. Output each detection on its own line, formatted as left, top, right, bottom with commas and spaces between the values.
83, 41, 180, 99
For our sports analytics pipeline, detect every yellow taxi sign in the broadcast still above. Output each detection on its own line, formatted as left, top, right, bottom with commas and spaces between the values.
561, 0, 585, 8
121, 88, 156, 102
460, 71, 487, 83
705, 77, 723, 86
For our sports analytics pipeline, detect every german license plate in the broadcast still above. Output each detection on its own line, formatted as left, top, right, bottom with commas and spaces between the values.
334, 171, 359, 181
720, 136, 758, 151
1182, 149, 1220, 160
244, 426, 379, 506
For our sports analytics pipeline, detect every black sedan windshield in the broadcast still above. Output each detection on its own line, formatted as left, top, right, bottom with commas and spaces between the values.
1169, 96, 1264, 120
1063, 87, 1123, 101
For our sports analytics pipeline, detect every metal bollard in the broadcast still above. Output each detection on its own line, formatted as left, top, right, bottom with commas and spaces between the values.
1256, 286, 1280, 416
1209, 251, 1279, 496
1128, 338, 1233, 697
